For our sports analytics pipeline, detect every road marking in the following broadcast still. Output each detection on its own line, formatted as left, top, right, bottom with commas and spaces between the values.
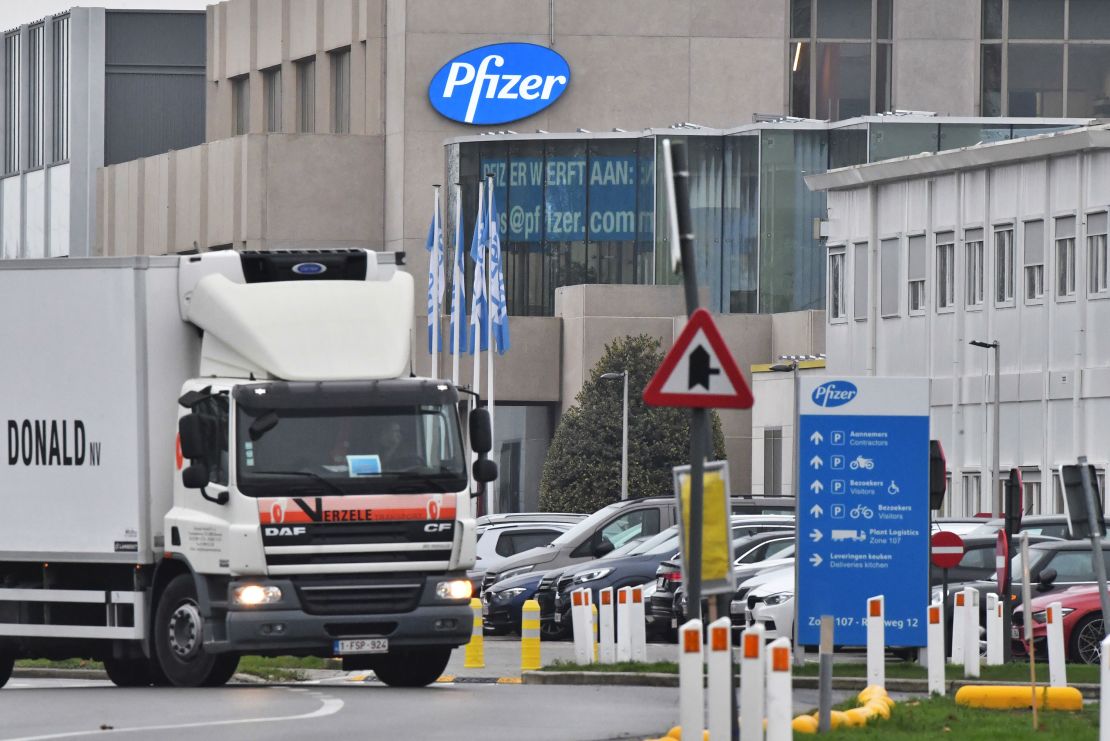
2, 690, 344, 740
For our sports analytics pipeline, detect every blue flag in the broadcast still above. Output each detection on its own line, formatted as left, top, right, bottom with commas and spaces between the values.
449, 189, 468, 355
469, 184, 489, 354
487, 188, 510, 354
424, 190, 445, 354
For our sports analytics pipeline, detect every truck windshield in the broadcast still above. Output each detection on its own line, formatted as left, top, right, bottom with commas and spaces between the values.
236, 403, 467, 496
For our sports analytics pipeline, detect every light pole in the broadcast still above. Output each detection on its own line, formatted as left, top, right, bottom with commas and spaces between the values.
970, 340, 1001, 517
601, 370, 629, 500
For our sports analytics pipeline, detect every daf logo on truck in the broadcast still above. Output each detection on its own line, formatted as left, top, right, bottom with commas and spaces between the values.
6, 419, 100, 466
264, 526, 307, 537
428, 43, 570, 125
811, 381, 859, 408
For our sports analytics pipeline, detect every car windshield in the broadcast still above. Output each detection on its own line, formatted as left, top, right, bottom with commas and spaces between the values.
236, 391, 467, 496
626, 526, 679, 556
549, 503, 626, 547
604, 536, 649, 559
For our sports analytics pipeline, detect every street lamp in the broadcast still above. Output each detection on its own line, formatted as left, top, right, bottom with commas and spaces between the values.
969, 340, 1001, 517
600, 370, 629, 500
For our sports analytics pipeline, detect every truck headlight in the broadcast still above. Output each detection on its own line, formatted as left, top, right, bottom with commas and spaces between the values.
233, 585, 282, 606
436, 579, 473, 600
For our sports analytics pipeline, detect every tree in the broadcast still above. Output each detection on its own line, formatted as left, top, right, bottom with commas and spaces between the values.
539, 334, 726, 513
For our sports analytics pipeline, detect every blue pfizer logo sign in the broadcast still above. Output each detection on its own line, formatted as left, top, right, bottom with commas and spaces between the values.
811, 381, 859, 408
428, 43, 570, 125
292, 262, 326, 275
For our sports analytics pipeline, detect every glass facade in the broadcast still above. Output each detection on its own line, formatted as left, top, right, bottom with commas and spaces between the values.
450, 118, 1082, 318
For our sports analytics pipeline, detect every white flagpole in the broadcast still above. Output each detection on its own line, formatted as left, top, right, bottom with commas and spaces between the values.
471, 181, 484, 402
430, 186, 441, 379
485, 175, 496, 516
452, 184, 462, 387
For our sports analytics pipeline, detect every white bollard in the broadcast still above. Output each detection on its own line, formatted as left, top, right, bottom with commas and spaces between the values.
678, 619, 704, 740
985, 593, 1003, 666
740, 623, 766, 741
571, 588, 593, 664
598, 587, 616, 663
962, 587, 980, 678
630, 585, 647, 662
927, 601, 945, 696
866, 595, 885, 688
950, 590, 965, 664
1046, 600, 1067, 688
616, 586, 632, 661
706, 618, 732, 741
1100, 634, 1110, 740
766, 637, 793, 741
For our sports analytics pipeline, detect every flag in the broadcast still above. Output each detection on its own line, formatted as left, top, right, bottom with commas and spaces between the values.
486, 187, 511, 354
469, 183, 489, 354
449, 188, 468, 355
425, 189, 445, 355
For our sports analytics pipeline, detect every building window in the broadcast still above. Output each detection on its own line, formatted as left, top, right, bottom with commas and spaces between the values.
3, 32, 19, 174
981, 0, 1110, 117
50, 15, 69, 162
789, 0, 893, 120
295, 56, 315, 133
262, 66, 281, 133
1022, 469, 1042, 515
852, 241, 868, 319
27, 24, 44, 169
962, 472, 983, 516
908, 234, 926, 313
1023, 219, 1045, 301
1056, 215, 1076, 298
828, 247, 846, 320
994, 226, 1014, 304
231, 75, 249, 136
330, 47, 350, 134
1088, 211, 1108, 296
936, 232, 955, 309
880, 236, 900, 317
764, 428, 783, 496
965, 228, 984, 307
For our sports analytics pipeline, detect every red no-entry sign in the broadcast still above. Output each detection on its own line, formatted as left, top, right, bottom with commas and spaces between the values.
930, 531, 965, 570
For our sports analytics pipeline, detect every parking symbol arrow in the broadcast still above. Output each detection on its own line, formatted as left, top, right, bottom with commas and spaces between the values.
809, 455, 824, 470
809, 554, 823, 567
809, 528, 823, 543
809, 504, 823, 518
810, 480, 824, 494
809, 431, 824, 445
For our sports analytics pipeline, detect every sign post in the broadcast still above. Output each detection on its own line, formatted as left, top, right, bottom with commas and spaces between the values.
796, 377, 930, 650
931, 530, 965, 624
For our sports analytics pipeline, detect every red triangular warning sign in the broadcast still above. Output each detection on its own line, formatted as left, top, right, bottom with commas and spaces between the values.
643, 308, 754, 409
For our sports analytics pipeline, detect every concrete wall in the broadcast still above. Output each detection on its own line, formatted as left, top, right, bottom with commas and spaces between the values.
96, 133, 384, 255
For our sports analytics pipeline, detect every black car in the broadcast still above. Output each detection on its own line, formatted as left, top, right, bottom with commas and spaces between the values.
963, 514, 1110, 540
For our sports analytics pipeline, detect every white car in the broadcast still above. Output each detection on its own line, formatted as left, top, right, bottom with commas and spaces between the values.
741, 565, 796, 640
468, 522, 573, 588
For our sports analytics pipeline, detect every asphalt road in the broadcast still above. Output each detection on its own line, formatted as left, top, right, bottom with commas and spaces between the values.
0, 677, 856, 740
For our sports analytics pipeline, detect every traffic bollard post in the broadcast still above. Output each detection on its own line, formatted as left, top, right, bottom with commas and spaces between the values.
867, 595, 885, 689
520, 598, 541, 671
679, 619, 704, 740
630, 585, 647, 662
571, 588, 593, 664
962, 587, 980, 678
1046, 601, 1067, 688
985, 593, 1003, 666
599, 587, 616, 663
706, 618, 732, 741
465, 597, 485, 668
951, 590, 965, 664
740, 622, 766, 741
766, 637, 792, 741
616, 586, 632, 661
1100, 634, 1110, 740
927, 601, 945, 696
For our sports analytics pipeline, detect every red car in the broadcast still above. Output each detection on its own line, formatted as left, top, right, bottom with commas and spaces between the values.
1013, 584, 1107, 664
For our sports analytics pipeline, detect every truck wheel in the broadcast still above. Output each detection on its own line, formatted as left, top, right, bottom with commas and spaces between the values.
103, 657, 153, 687
0, 653, 12, 689
154, 574, 234, 687
372, 647, 452, 687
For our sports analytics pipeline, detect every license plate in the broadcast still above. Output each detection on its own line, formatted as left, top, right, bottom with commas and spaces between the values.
554, 612, 561, 623
333, 638, 388, 655
1011, 627, 1020, 639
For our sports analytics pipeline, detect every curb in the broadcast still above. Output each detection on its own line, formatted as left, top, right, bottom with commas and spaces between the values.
523, 671, 679, 687
13, 668, 107, 680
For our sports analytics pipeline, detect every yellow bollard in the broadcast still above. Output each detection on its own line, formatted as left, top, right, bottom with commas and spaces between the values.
521, 598, 542, 671
592, 603, 599, 661
465, 597, 485, 668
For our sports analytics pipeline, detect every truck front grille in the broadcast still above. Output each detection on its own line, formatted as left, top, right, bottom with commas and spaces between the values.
261, 522, 454, 574
296, 579, 423, 616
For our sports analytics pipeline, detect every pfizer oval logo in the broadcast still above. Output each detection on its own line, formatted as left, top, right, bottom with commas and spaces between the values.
811, 381, 858, 408
292, 262, 326, 275
428, 43, 570, 125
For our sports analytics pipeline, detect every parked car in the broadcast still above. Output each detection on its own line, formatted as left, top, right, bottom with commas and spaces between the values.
741, 564, 796, 640
476, 512, 586, 528
469, 520, 575, 591
965, 514, 1110, 540
932, 518, 993, 536
928, 535, 1058, 587
481, 569, 551, 635
1013, 584, 1109, 664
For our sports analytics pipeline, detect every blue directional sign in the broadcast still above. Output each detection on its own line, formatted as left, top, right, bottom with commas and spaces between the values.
796, 377, 931, 647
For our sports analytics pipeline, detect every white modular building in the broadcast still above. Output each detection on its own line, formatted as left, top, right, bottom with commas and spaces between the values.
808, 125, 1110, 517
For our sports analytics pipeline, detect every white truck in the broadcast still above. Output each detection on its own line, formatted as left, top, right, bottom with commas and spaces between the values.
0, 250, 493, 688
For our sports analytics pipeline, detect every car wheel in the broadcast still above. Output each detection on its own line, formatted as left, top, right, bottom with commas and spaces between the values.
154, 574, 239, 687
1069, 613, 1104, 664
372, 647, 452, 687
540, 618, 570, 641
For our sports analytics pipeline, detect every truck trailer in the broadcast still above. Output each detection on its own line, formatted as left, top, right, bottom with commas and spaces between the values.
0, 249, 493, 688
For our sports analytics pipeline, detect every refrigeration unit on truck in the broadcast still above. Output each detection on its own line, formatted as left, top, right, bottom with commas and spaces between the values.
0, 249, 496, 688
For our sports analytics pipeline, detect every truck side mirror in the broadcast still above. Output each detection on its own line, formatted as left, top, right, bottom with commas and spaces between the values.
473, 458, 498, 483
469, 408, 492, 455
182, 463, 210, 489
179, 414, 205, 459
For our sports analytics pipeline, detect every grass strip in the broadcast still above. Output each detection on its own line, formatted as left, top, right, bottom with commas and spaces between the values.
539, 659, 679, 673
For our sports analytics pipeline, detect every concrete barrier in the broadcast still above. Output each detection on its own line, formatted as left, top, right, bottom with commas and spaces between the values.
985, 593, 1002, 666
927, 601, 945, 696
616, 586, 632, 661
1100, 634, 1110, 739
1046, 600, 1067, 688
954, 684, 1082, 711
962, 587, 979, 678
571, 588, 594, 664
951, 590, 966, 664
630, 585, 647, 662
766, 637, 793, 741
678, 619, 704, 739
866, 595, 885, 689
706, 617, 731, 741
599, 587, 616, 663
740, 622, 766, 741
